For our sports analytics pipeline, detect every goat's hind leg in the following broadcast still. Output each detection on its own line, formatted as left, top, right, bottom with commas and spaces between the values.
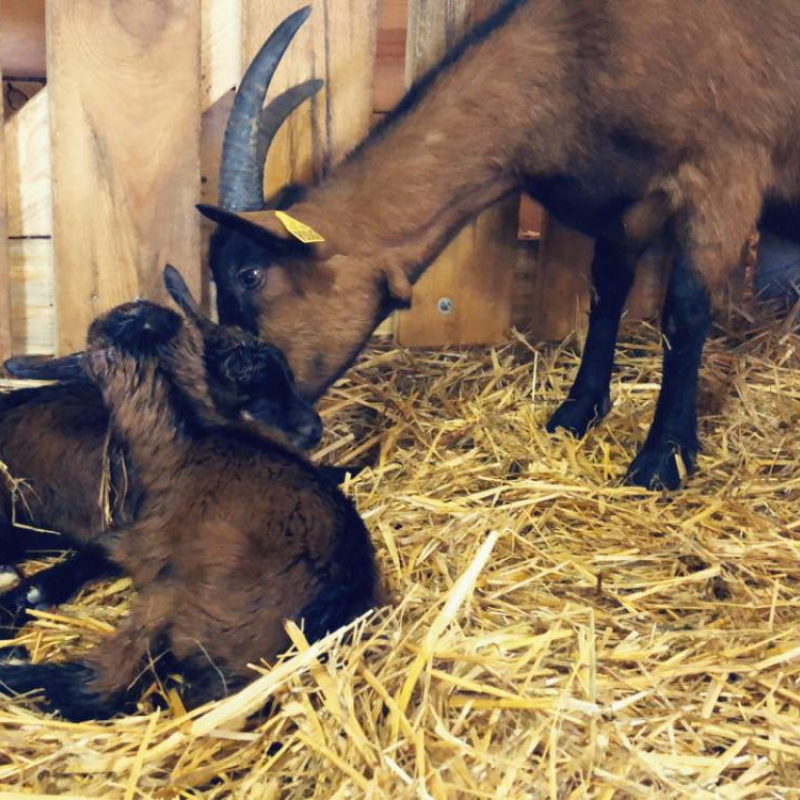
547, 238, 635, 437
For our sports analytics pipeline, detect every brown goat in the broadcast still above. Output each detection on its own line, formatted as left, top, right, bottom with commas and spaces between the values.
0, 266, 322, 633
0, 299, 378, 720
196, 1, 800, 490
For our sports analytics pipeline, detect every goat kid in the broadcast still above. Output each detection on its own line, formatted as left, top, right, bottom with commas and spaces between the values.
195, 2, 800, 490
0, 266, 322, 633
0, 300, 378, 720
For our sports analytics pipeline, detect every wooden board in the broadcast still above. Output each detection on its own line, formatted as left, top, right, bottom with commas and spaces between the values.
242, 0, 379, 195
528, 216, 593, 342
46, 0, 202, 353
396, 0, 520, 347
374, 0, 407, 112
0, 28, 12, 360
5, 87, 50, 238
8, 238, 54, 355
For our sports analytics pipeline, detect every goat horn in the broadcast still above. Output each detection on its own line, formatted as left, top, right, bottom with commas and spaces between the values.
3, 353, 85, 381
219, 5, 313, 211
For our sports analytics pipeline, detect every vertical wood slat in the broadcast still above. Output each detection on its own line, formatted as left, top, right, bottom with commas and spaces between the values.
0, 22, 13, 360
396, 0, 520, 348
243, 0, 379, 196
46, 0, 202, 354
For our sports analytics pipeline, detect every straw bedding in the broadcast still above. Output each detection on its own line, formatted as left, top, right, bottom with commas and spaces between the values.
1, 310, 800, 799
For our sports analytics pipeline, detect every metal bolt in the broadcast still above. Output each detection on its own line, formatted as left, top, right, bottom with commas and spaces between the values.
437, 297, 454, 315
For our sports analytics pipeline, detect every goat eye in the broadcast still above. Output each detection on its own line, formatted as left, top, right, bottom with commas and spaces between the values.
237, 268, 264, 290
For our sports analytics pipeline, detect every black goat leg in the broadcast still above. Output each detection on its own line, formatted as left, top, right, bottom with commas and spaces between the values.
626, 250, 711, 490
0, 661, 126, 721
0, 520, 64, 586
547, 238, 635, 437
0, 545, 120, 638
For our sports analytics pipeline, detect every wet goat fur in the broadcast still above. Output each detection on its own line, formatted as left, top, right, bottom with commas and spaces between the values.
0, 302, 378, 720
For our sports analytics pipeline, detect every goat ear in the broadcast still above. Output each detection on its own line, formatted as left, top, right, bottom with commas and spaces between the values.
163, 264, 204, 321
196, 204, 297, 245
3, 353, 86, 381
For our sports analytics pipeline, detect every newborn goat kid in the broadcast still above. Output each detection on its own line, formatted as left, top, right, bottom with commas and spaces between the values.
0, 266, 322, 632
0, 300, 377, 720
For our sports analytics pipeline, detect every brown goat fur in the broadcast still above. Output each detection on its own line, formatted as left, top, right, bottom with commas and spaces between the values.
201, 0, 800, 489
0, 301, 378, 720
0, 268, 323, 630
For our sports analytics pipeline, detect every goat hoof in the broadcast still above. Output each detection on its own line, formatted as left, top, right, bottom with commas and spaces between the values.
0, 566, 20, 592
546, 393, 611, 438
625, 441, 698, 491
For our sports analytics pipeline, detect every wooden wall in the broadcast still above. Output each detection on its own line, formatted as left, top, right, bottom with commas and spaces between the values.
0, 0, 661, 358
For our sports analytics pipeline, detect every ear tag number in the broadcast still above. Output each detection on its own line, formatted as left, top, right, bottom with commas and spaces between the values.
274, 211, 325, 244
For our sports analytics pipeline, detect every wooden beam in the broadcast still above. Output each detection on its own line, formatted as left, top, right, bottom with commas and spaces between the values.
396, 0, 520, 347
242, 0, 379, 195
46, 0, 202, 354
0, 24, 12, 360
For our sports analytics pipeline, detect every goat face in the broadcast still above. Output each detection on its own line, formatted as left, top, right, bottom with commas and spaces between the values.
204, 213, 399, 402
197, 7, 403, 400
204, 325, 323, 450
81, 299, 322, 450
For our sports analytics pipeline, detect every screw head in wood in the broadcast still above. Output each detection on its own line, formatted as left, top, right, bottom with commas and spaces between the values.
437, 297, 454, 315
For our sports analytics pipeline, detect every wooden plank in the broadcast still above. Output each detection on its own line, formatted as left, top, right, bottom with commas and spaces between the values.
0, 28, 12, 361
9, 238, 54, 355
242, 0, 379, 195
46, 0, 202, 353
201, 0, 242, 108
374, 0, 408, 112
396, 0, 520, 347
528, 216, 593, 342
1, 0, 46, 79
5, 88, 50, 238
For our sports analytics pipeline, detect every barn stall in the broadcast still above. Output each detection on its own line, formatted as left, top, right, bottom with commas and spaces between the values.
1, 1, 799, 797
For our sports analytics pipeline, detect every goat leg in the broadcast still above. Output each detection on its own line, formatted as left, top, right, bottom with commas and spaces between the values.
0, 661, 128, 721
0, 546, 119, 638
547, 238, 635, 438
0, 522, 65, 588
626, 251, 711, 490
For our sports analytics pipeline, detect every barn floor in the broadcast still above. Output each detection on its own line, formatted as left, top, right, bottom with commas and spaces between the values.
1, 312, 800, 798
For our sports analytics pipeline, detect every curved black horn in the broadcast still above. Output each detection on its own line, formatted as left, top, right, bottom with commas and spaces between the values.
219, 5, 313, 211
254, 79, 324, 197
4, 353, 85, 381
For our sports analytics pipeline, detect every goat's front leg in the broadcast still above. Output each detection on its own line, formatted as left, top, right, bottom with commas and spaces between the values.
625, 252, 711, 489
0, 545, 120, 637
547, 238, 635, 437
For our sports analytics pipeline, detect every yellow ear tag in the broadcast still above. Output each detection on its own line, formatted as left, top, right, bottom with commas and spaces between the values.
274, 211, 325, 244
